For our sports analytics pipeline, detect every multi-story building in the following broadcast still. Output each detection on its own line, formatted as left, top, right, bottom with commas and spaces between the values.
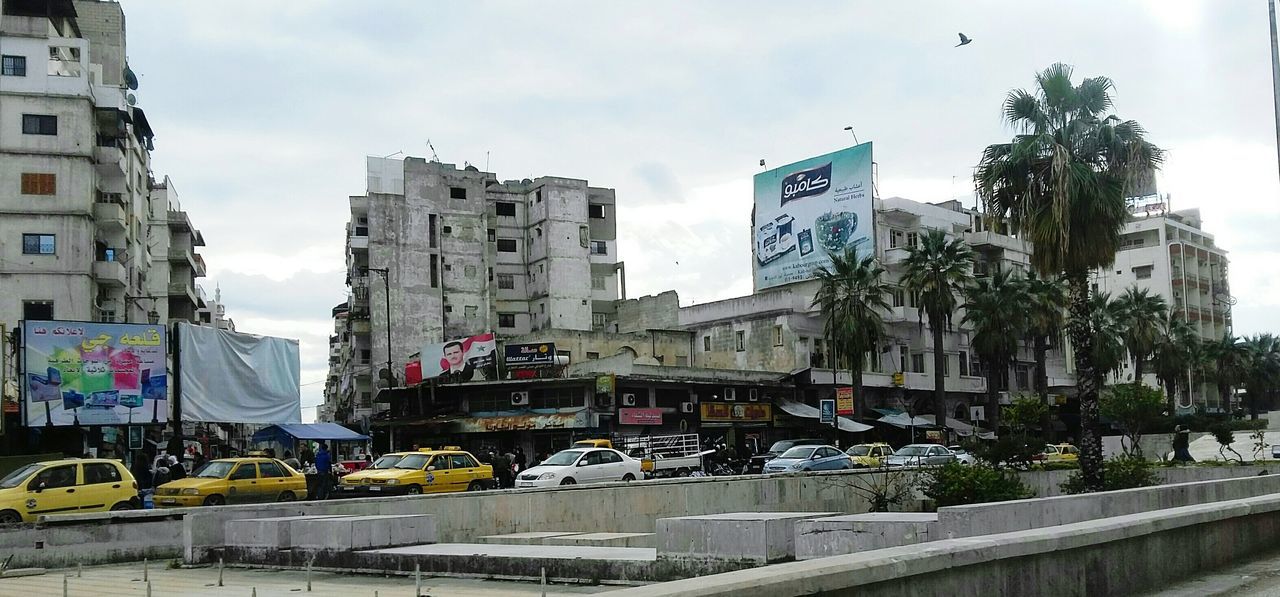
1091, 201, 1231, 411
324, 156, 623, 423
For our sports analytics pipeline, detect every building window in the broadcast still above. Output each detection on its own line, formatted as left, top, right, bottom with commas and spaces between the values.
442, 225, 452, 235
497, 238, 518, 253
22, 114, 57, 135
1134, 265, 1153, 279
590, 241, 607, 255
464, 265, 476, 279
735, 331, 745, 352
429, 255, 439, 288
22, 233, 55, 255
1015, 363, 1032, 390
906, 231, 919, 248
592, 313, 607, 328
497, 274, 515, 289
532, 387, 580, 410
911, 353, 925, 373
98, 310, 116, 323
498, 313, 516, 328
773, 325, 783, 346
428, 214, 438, 248
899, 346, 909, 372
47, 46, 81, 77
1, 55, 26, 76
592, 276, 606, 290
488, 229, 496, 242
587, 352, 600, 360
588, 204, 605, 219
464, 305, 478, 318
890, 229, 905, 248
535, 190, 542, 203
676, 355, 689, 366
496, 202, 516, 217
959, 350, 970, 377
703, 336, 712, 351
941, 355, 950, 377
891, 287, 905, 308
23, 300, 53, 320
444, 263, 451, 272
359, 349, 371, 364
21, 173, 55, 195
970, 353, 984, 378
449, 187, 467, 199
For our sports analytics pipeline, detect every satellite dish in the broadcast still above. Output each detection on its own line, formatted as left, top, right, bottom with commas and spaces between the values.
126, 93, 136, 106
124, 66, 139, 90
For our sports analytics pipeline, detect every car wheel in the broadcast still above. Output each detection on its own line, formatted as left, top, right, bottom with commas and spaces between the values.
622, 473, 635, 482
0, 510, 20, 524
406, 485, 423, 495
467, 481, 484, 492
110, 501, 134, 511
203, 495, 225, 507
559, 477, 576, 486
277, 491, 296, 502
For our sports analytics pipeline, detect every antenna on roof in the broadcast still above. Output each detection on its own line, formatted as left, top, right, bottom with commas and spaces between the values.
426, 140, 440, 163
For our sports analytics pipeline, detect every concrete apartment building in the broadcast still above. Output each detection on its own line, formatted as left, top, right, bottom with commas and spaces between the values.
325, 156, 623, 423
1091, 200, 1231, 411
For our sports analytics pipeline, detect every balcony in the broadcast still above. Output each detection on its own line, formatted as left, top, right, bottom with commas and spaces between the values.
349, 233, 369, 251
883, 305, 915, 323
963, 230, 1030, 254
168, 247, 196, 268
93, 136, 126, 179
168, 280, 198, 305
92, 260, 127, 288
92, 202, 126, 233
351, 319, 371, 334
168, 210, 193, 232
193, 253, 207, 277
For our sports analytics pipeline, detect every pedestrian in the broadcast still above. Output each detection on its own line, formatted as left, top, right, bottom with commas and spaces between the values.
1173, 425, 1195, 463
152, 458, 171, 488
168, 454, 187, 480
492, 451, 512, 489
513, 447, 527, 473
314, 443, 333, 500
283, 450, 302, 471
131, 451, 154, 491
300, 444, 314, 466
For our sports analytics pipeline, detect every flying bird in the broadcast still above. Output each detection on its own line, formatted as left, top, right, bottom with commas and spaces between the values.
956, 33, 972, 47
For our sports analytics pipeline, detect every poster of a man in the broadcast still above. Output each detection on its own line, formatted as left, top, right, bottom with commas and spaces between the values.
422, 333, 497, 382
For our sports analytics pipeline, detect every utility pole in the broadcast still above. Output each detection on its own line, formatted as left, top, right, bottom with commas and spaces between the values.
364, 267, 393, 390
1270, 0, 1280, 183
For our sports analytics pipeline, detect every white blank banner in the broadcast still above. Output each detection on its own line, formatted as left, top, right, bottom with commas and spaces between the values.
177, 323, 301, 423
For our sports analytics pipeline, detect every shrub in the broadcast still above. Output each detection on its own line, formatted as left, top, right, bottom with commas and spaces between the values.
920, 462, 1035, 507
973, 436, 1041, 470
1060, 456, 1159, 494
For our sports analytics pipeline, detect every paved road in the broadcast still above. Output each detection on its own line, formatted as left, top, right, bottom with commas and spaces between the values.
0, 561, 617, 596
1145, 550, 1280, 596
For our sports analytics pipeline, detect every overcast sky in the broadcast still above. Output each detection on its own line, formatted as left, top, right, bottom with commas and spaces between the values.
119, 1, 1280, 422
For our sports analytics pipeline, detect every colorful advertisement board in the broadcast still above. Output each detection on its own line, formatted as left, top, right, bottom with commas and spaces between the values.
700, 403, 773, 423
619, 407, 664, 426
819, 399, 836, 424
421, 333, 497, 383
753, 143, 874, 291
22, 321, 167, 426
836, 387, 854, 416
504, 342, 556, 367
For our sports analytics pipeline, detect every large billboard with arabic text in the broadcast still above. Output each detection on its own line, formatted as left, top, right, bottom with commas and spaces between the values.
22, 321, 168, 427
752, 143, 874, 291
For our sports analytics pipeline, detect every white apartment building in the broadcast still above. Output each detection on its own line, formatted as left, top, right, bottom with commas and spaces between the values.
1091, 201, 1230, 411
325, 156, 623, 423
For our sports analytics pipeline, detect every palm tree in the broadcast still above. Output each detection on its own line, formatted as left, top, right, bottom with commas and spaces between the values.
902, 229, 974, 432
974, 63, 1164, 491
1088, 293, 1127, 388
811, 250, 894, 419
1025, 272, 1067, 403
1114, 286, 1168, 382
1152, 314, 1198, 416
1205, 333, 1250, 417
1242, 334, 1280, 420
962, 269, 1025, 431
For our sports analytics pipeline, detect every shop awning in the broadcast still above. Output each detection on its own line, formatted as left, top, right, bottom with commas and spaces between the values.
920, 415, 996, 439
251, 423, 369, 443
776, 399, 873, 432
875, 412, 936, 429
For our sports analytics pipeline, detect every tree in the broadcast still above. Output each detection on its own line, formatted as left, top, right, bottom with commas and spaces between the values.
1205, 333, 1249, 417
962, 269, 1025, 431
1113, 286, 1167, 382
1242, 334, 1280, 420
1088, 293, 1127, 387
811, 250, 893, 420
1100, 383, 1164, 458
1025, 272, 1067, 404
975, 63, 1164, 491
1152, 314, 1198, 416
902, 229, 974, 433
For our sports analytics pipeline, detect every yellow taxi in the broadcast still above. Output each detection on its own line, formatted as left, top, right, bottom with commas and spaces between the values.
0, 458, 138, 523
845, 443, 894, 468
338, 451, 415, 496
155, 457, 306, 507
363, 447, 494, 495
1043, 444, 1080, 462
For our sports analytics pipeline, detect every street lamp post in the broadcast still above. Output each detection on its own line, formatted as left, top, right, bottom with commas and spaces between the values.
364, 267, 394, 389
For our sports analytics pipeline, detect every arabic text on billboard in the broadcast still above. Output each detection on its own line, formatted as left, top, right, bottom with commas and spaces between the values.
23, 321, 167, 426
421, 333, 497, 383
753, 143, 874, 291
504, 342, 556, 367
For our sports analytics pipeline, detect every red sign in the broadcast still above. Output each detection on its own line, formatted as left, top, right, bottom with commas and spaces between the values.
619, 407, 663, 426
836, 387, 854, 415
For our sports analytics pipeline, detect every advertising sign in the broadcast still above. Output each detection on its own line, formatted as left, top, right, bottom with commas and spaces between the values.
700, 403, 773, 423
836, 387, 854, 416
451, 409, 591, 433
619, 407, 663, 426
421, 333, 497, 383
595, 374, 616, 399
22, 321, 167, 426
177, 323, 301, 424
504, 342, 556, 367
819, 399, 836, 425
753, 143, 874, 291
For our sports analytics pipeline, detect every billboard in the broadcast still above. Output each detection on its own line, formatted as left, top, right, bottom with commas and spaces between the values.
504, 342, 556, 367
422, 333, 497, 383
753, 143, 874, 291
22, 321, 167, 426
177, 323, 300, 424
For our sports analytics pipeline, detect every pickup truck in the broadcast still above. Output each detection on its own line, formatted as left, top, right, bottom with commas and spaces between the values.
574, 434, 703, 478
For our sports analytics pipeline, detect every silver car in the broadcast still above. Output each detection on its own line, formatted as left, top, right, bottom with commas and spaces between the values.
947, 445, 978, 466
883, 444, 957, 468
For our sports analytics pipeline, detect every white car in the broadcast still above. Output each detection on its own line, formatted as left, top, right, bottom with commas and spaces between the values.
515, 448, 643, 488
948, 445, 978, 466
883, 444, 957, 468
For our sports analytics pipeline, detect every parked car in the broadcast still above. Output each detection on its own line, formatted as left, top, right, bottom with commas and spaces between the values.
361, 448, 494, 495
337, 451, 413, 496
1039, 444, 1080, 463
883, 444, 957, 468
155, 457, 306, 507
948, 445, 978, 466
515, 448, 644, 487
0, 458, 139, 523
846, 443, 895, 468
762, 445, 853, 473
745, 438, 825, 474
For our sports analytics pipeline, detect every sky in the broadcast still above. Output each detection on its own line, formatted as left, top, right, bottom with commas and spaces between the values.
117, 1, 1280, 422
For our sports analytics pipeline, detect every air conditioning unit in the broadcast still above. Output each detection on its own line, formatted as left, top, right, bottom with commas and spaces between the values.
748, 388, 758, 402
621, 393, 637, 407
724, 387, 736, 402
680, 402, 695, 413
511, 391, 529, 406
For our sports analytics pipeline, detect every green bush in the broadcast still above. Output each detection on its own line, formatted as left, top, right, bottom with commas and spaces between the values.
973, 436, 1041, 470
921, 462, 1035, 507
1060, 456, 1159, 494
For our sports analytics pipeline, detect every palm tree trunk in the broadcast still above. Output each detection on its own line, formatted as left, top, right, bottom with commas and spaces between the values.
986, 360, 1000, 432
932, 317, 948, 436
1163, 379, 1177, 418
853, 368, 865, 425
1034, 335, 1049, 403
1133, 354, 1145, 385
1067, 273, 1103, 492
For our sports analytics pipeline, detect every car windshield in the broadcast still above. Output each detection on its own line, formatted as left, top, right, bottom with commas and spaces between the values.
0, 464, 42, 489
779, 447, 816, 459
370, 455, 404, 470
846, 446, 870, 456
948, 446, 966, 454
194, 461, 235, 479
541, 450, 585, 466
395, 454, 430, 469
895, 446, 930, 456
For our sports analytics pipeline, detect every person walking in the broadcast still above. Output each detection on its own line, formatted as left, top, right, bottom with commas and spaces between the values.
168, 454, 187, 480
1173, 425, 1195, 463
314, 443, 333, 500
492, 451, 512, 489
513, 447, 527, 474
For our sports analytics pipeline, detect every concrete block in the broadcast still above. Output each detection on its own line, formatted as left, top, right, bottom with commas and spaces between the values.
795, 513, 939, 560
546, 532, 655, 548
476, 532, 584, 545
657, 512, 839, 564
225, 515, 352, 549
292, 514, 436, 551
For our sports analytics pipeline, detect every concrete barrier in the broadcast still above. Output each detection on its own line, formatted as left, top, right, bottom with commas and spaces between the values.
0, 509, 184, 568
657, 512, 839, 564
794, 513, 939, 560
226, 515, 354, 549
547, 532, 656, 548
290, 514, 436, 551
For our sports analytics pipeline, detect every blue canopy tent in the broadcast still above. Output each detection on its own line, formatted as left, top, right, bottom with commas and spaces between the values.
251, 423, 369, 444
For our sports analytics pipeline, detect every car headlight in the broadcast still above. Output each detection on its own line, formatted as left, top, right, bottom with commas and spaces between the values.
791, 462, 806, 470
385, 478, 400, 485
181, 488, 201, 496
538, 472, 557, 480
